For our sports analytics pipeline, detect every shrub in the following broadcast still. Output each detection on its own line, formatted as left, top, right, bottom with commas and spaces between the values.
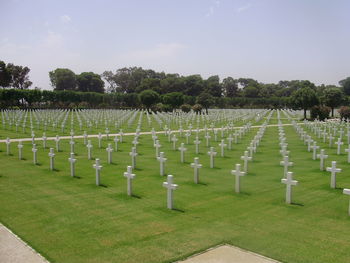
338, 106, 350, 120
180, 104, 191, 113
192, 104, 203, 113
310, 106, 330, 121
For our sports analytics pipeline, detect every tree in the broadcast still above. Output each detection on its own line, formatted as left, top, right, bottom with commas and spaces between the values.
162, 92, 184, 109
139, 90, 160, 111
222, 77, 238, 97
7, 63, 32, 89
0, 60, 11, 88
322, 87, 344, 117
291, 87, 319, 119
205, 75, 222, 97
196, 92, 214, 113
49, 68, 76, 91
339, 77, 350, 96
183, 75, 204, 96
244, 86, 259, 98
76, 72, 105, 93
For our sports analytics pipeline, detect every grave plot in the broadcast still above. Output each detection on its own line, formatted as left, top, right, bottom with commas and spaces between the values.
1, 109, 350, 263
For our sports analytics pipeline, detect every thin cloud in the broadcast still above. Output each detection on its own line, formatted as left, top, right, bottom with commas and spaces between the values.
60, 15, 71, 23
237, 3, 252, 13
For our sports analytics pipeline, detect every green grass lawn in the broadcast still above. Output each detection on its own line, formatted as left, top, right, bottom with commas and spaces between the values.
0, 112, 350, 263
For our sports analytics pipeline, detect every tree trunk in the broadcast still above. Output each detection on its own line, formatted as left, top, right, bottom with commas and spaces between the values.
331, 108, 334, 117
304, 108, 307, 119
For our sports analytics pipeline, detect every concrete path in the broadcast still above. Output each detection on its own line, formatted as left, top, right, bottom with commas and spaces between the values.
0, 224, 48, 263
178, 244, 280, 263
0, 123, 297, 143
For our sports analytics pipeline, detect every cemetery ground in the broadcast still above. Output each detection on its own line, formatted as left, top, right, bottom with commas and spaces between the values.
0, 111, 350, 263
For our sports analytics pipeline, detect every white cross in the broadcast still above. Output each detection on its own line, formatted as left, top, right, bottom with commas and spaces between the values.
154, 140, 161, 158
193, 137, 201, 154
311, 142, 319, 160
106, 143, 113, 164
328, 134, 334, 148
185, 131, 191, 144
307, 138, 313, 152
48, 148, 55, 171
219, 140, 227, 157
68, 152, 77, 177
124, 166, 136, 196
247, 143, 256, 156
55, 135, 60, 152
205, 133, 211, 147
119, 130, 124, 143
345, 144, 350, 163
32, 144, 37, 165
163, 175, 178, 210
129, 147, 138, 168
17, 140, 23, 160
213, 129, 218, 141
132, 137, 139, 150
191, 157, 202, 184
157, 152, 167, 176
86, 140, 93, 160
240, 151, 252, 173
5, 137, 10, 155
317, 149, 328, 171
343, 189, 350, 216
42, 134, 47, 149
280, 155, 293, 178
83, 131, 88, 145
280, 145, 290, 157
98, 133, 103, 148
207, 147, 217, 168
178, 143, 187, 163
281, 171, 298, 204
227, 135, 233, 150
114, 135, 120, 151
335, 138, 343, 155
171, 135, 178, 150
326, 161, 342, 189
93, 158, 103, 186
231, 164, 245, 193
70, 139, 75, 154
105, 127, 110, 140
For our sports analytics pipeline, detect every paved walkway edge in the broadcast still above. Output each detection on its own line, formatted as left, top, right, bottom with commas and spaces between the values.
0, 223, 49, 263
176, 243, 281, 263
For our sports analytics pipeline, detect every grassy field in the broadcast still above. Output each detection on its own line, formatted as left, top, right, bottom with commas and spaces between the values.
0, 111, 350, 263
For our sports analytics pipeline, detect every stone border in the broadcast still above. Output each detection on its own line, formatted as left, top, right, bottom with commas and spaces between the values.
0, 223, 49, 263
176, 244, 280, 263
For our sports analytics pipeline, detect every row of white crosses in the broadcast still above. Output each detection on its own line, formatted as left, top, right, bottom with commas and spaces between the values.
293, 120, 350, 214
277, 120, 298, 204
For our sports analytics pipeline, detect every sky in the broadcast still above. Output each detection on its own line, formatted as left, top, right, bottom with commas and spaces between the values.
0, 0, 349, 89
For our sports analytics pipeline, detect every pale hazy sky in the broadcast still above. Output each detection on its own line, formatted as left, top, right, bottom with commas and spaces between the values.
1, 0, 349, 89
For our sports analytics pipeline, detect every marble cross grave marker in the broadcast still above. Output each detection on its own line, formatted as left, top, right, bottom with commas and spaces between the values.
124, 166, 136, 196
68, 152, 77, 177
231, 163, 245, 193
191, 157, 202, 184
163, 175, 178, 210
281, 171, 298, 204
317, 149, 328, 171
93, 158, 103, 186
326, 161, 342, 189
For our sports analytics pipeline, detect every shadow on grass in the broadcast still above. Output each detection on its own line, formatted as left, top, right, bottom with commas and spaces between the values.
291, 202, 304, 206
99, 184, 108, 188
172, 208, 185, 213
132, 194, 142, 199
73, 176, 82, 179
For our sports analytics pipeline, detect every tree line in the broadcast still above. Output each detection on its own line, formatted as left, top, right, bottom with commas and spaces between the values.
1, 60, 350, 118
